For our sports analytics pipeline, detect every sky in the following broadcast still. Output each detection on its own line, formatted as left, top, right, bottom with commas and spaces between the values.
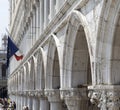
0, 0, 9, 49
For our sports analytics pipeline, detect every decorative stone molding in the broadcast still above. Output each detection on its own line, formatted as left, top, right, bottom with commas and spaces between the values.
13, 90, 45, 98
9, 91, 14, 95
60, 88, 87, 100
88, 85, 120, 110
9, 90, 41, 97
45, 89, 61, 102
34, 90, 44, 97
18, 91, 23, 96
27, 91, 35, 97
23, 91, 27, 96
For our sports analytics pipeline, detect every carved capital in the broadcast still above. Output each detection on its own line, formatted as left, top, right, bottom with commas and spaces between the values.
18, 91, 23, 96
45, 89, 61, 102
27, 91, 35, 97
10, 91, 15, 95
34, 90, 44, 98
60, 88, 87, 100
88, 85, 120, 110
60, 88, 88, 110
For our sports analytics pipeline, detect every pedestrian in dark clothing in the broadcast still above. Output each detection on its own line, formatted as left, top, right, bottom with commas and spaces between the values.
13, 102, 16, 110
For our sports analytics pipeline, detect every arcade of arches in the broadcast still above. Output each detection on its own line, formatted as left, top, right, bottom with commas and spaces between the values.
8, 0, 120, 110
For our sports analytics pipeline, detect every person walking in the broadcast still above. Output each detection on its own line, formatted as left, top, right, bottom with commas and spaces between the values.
7, 101, 13, 110
23, 106, 29, 110
12, 102, 16, 110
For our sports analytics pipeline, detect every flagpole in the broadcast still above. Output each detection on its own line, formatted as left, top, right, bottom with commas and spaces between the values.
5, 28, 15, 42
5, 28, 10, 36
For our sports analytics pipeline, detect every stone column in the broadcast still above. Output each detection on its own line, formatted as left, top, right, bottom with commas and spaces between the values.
35, 90, 49, 110
16, 96, 18, 110
18, 91, 23, 110
32, 97, 39, 110
18, 95, 21, 110
21, 95, 24, 109
23, 91, 27, 107
32, 10, 36, 44
60, 88, 89, 110
29, 16, 33, 48
30, 91, 39, 110
88, 85, 120, 110
26, 91, 40, 110
27, 97, 32, 109
45, 89, 62, 110
14, 94, 18, 110
40, 0, 44, 34
27, 92, 33, 110
44, 0, 49, 29
27, 20, 31, 50
40, 97, 49, 110
35, 3, 40, 39
49, 0, 55, 20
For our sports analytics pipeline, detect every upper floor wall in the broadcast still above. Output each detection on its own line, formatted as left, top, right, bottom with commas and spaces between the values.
9, 0, 66, 40
9, 0, 105, 77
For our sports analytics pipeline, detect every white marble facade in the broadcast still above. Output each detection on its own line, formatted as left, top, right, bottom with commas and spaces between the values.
8, 0, 120, 110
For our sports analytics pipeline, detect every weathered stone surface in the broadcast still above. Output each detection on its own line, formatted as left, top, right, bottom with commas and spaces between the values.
8, 0, 120, 110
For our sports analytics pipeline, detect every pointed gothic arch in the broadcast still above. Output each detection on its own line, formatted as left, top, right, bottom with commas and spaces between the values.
29, 57, 36, 90
20, 67, 24, 91
23, 65, 27, 91
45, 35, 61, 89
35, 48, 45, 90
24, 62, 31, 90
63, 10, 92, 88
